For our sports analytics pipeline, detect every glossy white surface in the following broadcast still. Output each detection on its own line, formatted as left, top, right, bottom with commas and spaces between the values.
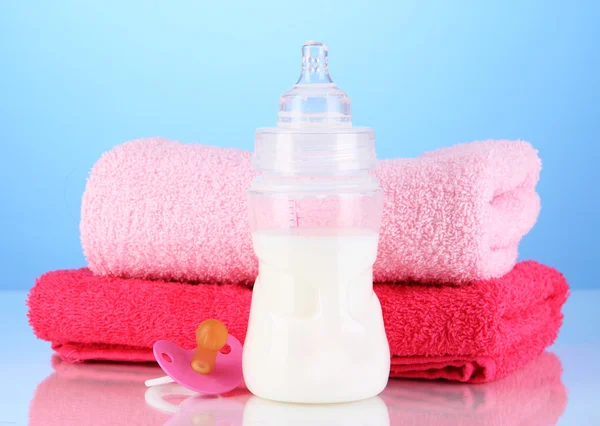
3, 290, 599, 425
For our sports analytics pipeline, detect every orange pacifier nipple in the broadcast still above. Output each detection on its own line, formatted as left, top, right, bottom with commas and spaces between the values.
190, 319, 229, 374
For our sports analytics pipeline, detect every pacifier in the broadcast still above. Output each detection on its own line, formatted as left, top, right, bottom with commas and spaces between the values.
145, 319, 243, 395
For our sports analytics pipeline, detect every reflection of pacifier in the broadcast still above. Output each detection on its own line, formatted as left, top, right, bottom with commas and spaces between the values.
145, 319, 243, 395
163, 393, 247, 426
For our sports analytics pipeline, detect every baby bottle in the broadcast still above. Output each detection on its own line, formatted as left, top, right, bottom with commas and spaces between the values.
243, 41, 390, 403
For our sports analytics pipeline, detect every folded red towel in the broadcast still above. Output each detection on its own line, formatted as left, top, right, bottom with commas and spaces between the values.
27, 261, 568, 383
29, 352, 566, 426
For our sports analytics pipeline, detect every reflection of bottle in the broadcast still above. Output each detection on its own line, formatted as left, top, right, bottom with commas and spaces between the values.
243, 396, 390, 426
153, 390, 388, 426
244, 41, 390, 403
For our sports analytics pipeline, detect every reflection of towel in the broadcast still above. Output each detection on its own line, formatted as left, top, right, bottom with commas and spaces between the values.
81, 138, 541, 284
28, 357, 253, 426
28, 353, 566, 426
380, 352, 567, 425
28, 261, 568, 383
29, 358, 170, 426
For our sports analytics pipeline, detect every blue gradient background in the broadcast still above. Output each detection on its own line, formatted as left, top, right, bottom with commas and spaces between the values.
1, 1, 598, 290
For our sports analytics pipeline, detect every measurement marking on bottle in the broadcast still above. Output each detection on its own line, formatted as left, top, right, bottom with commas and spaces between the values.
289, 200, 301, 227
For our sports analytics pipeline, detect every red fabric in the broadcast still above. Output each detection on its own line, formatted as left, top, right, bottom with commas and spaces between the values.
27, 261, 568, 383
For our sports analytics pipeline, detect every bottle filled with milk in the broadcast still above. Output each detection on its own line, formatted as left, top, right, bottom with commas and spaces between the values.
243, 41, 390, 403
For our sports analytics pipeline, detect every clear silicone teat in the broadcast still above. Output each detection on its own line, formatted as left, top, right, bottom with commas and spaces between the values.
277, 41, 352, 127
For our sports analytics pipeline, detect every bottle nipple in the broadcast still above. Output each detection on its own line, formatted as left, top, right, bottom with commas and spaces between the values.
277, 40, 352, 127
297, 40, 332, 85
190, 319, 229, 374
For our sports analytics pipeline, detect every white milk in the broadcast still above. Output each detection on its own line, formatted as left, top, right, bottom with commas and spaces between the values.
242, 228, 390, 403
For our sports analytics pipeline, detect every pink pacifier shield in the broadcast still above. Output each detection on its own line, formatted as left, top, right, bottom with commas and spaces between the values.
153, 335, 243, 395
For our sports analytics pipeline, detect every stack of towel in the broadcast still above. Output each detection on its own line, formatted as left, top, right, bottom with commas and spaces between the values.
27, 138, 569, 383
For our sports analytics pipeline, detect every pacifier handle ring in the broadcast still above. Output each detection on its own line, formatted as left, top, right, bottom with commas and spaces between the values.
144, 383, 199, 414
145, 375, 175, 387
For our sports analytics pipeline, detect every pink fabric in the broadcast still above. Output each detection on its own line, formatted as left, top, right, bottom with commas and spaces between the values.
81, 138, 540, 284
28, 261, 568, 383
28, 353, 566, 426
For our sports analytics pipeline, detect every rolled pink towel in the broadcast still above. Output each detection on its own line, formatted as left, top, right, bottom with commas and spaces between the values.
81, 138, 540, 284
